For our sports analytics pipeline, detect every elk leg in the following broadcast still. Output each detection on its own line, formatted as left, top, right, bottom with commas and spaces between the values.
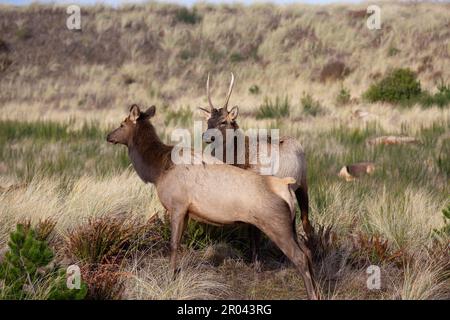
249, 224, 261, 263
169, 210, 188, 276
295, 186, 314, 238
258, 222, 319, 300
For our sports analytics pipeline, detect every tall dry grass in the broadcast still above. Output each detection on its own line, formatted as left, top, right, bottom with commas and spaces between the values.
0, 2, 449, 123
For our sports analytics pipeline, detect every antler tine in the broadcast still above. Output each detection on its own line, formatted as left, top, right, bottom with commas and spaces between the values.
206, 73, 215, 111
223, 72, 235, 110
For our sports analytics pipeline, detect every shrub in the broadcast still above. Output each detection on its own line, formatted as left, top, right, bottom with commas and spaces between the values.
65, 215, 165, 299
319, 60, 349, 82
363, 68, 422, 105
174, 8, 202, 25
336, 87, 351, 106
0, 223, 87, 299
66, 214, 157, 264
47, 269, 88, 300
349, 233, 405, 267
301, 93, 324, 117
81, 264, 125, 300
256, 96, 290, 119
421, 83, 450, 108
249, 84, 260, 95
35, 217, 57, 242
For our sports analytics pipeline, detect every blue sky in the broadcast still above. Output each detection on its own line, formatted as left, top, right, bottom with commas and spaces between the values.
1, 0, 365, 6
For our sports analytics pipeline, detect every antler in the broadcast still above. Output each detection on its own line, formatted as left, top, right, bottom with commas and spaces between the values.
206, 73, 215, 111
206, 72, 235, 111
223, 72, 235, 110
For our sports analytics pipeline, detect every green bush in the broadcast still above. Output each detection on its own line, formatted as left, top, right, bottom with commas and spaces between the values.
363, 68, 422, 105
230, 52, 245, 63
47, 270, 88, 300
249, 84, 260, 95
421, 83, 450, 108
256, 96, 290, 119
301, 93, 324, 117
174, 8, 202, 25
0, 223, 87, 300
336, 87, 351, 106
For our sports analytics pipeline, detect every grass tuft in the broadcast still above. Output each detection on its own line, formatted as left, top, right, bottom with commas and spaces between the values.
66, 214, 159, 264
256, 96, 290, 119
301, 93, 324, 117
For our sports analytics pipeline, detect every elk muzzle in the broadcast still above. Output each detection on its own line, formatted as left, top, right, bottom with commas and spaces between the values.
106, 132, 118, 144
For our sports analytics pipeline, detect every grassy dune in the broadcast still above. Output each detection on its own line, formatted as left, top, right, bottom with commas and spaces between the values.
0, 2, 449, 299
0, 1, 449, 122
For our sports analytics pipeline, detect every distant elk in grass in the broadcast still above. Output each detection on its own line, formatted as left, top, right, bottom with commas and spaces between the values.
199, 73, 314, 257
106, 104, 319, 300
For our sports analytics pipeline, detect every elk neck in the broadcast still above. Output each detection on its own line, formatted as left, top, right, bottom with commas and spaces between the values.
127, 121, 173, 184
220, 126, 252, 170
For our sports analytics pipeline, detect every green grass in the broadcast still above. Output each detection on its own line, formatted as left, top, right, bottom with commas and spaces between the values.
164, 106, 193, 127
305, 121, 450, 206
301, 93, 324, 116
1, 116, 449, 300
256, 96, 290, 119
420, 83, 450, 108
335, 87, 351, 106
0, 120, 129, 180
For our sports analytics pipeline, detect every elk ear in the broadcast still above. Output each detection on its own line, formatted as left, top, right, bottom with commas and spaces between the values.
142, 105, 156, 119
228, 106, 239, 121
129, 104, 141, 123
198, 107, 211, 119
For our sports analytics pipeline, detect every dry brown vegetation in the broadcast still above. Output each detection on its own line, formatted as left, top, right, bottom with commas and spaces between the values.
0, 2, 449, 300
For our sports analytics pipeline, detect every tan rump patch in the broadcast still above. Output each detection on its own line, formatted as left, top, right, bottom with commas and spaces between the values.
281, 177, 297, 185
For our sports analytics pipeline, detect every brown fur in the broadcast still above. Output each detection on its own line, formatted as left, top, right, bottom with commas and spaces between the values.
338, 162, 376, 181
107, 104, 319, 300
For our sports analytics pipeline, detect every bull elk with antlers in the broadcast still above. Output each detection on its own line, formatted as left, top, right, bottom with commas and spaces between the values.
199, 73, 314, 260
106, 104, 319, 300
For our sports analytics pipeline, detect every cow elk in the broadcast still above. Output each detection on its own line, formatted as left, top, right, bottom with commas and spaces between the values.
199, 73, 314, 252
107, 104, 319, 300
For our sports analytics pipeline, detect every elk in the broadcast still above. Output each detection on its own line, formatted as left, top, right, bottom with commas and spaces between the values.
199, 73, 314, 255
107, 104, 319, 300
338, 162, 376, 182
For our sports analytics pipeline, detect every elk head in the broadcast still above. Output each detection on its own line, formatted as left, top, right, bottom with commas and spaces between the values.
200, 73, 239, 143
107, 104, 156, 146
